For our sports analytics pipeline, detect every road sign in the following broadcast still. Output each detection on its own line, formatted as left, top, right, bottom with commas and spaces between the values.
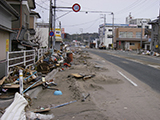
72, 3, 81, 12
55, 28, 61, 37
49, 31, 54, 37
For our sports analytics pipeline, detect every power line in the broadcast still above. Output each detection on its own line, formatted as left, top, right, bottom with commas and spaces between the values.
115, 0, 147, 14
85, 18, 100, 30
115, 0, 140, 14
133, 0, 158, 16
40, 0, 49, 7
62, 18, 100, 27
35, 2, 49, 10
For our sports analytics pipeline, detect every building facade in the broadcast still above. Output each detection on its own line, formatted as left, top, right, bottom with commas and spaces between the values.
115, 27, 148, 50
99, 23, 136, 49
126, 13, 151, 29
148, 19, 159, 52
6, 0, 38, 50
0, 0, 19, 79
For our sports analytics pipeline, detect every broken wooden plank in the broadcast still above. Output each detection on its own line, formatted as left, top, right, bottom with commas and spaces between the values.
3, 84, 20, 89
70, 73, 83, 78
0, 77, 7, 85
83, 74, 95, 80
33, 108, 51, 113
30, 81, 45, 89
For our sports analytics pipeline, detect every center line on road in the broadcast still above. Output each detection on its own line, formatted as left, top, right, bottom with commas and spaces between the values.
117, 71, 138, 87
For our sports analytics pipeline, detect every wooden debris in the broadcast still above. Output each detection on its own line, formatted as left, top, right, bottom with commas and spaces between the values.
3, 84, 20, 89
33, 107, 51, 113
70, 73, 95, 80
0, 77, 6, 85
83, 74, 95, 80
31, 81, 45, 89
70, 73, 83, 78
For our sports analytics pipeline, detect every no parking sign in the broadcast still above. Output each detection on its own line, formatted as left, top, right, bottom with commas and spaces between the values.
72, 3, 81, 12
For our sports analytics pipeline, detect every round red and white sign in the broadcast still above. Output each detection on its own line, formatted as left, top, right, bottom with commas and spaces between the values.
72, 3, 81, 12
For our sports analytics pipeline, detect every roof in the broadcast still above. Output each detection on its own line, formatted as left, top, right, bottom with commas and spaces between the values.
0, 24, 16, 33
99, 23, 129, 27
30, 11, 41, 18
148, 19, 158, 24
0, 0, 19, 19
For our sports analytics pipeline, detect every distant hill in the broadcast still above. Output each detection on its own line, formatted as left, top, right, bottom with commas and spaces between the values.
63, 32, 99, 42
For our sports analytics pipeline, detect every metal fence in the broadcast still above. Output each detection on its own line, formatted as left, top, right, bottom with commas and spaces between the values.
6, 48, 48, 75
37, 48, 48, 60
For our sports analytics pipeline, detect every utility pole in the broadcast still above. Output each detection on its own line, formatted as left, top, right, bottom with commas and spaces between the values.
103, 14, 106, 47
158, 14, 160, 53
53, 0, 56, 49
140, 21, 143, 51
80, 28, 83, 42
48, 0, 53, 49
111, 12, 114, 50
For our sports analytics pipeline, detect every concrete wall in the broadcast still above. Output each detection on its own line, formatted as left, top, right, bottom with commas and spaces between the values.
0, 30, 9, 79
0, 30, 9, 60
104, 27, 113, 48
0, 7, 12, 29
36, 27, 48, 47
129, 42, 140, 50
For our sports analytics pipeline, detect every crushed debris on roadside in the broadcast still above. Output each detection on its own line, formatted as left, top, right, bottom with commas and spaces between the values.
0, 46, 102, 119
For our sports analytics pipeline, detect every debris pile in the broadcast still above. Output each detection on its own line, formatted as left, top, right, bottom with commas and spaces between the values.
0, 47, 98, 119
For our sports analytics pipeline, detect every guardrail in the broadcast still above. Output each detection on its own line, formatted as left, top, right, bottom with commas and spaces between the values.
6, 48, 48, 75
6, 50, 35, 75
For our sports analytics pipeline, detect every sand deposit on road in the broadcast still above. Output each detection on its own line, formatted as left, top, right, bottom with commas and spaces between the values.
30, 48, 160, 120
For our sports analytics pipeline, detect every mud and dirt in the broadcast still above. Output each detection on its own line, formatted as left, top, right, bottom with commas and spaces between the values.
30, 48, 160, 120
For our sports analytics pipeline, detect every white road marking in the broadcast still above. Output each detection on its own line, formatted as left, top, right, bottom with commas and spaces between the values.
117, 71, 138, 87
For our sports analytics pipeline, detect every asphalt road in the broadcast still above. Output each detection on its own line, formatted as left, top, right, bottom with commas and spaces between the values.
87, 49, 160, 93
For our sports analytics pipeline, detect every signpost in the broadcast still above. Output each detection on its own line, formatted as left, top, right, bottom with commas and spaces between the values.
72, 3, 81, 12
49, 1, 81, 49
49, 31, 54, 37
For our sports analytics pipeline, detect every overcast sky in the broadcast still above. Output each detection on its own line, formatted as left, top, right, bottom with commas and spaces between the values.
35, 0, 160, 34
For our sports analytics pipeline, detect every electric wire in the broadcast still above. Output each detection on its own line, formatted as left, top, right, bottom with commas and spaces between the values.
115, 0, 140, 14
115, 0, 148, 14
62, 18, 100, 27
85, 18, 100, 30
35, 2, 49, 10
133, 0, 158, 16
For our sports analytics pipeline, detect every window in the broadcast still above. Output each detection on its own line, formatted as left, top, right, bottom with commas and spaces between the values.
108, 29, 112, 32
127, 32, 133, 38
136, 32, 141, 38
119, 32, 127, 38
107, 35, 113, 38
130, 43, 135, 46
119, 32, 133, 38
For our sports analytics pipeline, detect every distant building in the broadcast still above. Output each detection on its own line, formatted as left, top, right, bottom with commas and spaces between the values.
99, 23, 136, 49
36, 23, 49, 47
114, 27, 148, 50
126, 13, 151, 29
148, 19, 159, 52
36, 22, 63, 50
